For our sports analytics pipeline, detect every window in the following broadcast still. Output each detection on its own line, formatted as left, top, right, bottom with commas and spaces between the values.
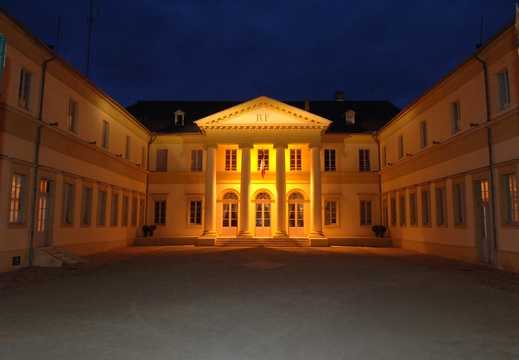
121, 195, 129, 226
360, 200, 372, 225
81, 186, 93, 226
18, 68, 32, 109
421, 190, 430, 226
191, 149, 203, 172
189, 200, 202, 225
324, 200, 338, 225
97, 190, 107, 226
156, 149, 168, 172
420, 121, 427, 148
110, 193, 119, 226
63, 183, 75, 225
324, 149, 336, 171
131, 197, 138, 226
409, 193, 417, 225
453, 183, 466, 226
398, 135, 404, 159
450, 101, 461, 133
290, 149, 302, 171
382, 146, 387, 167
141, 147, 146, 168
390, 198, 397, 225
102, 121, 110, 149
436, 187, 447, 226
125, 136, 131, 160
399, 194, 406, 226
503, 173, 518, 224
258, 149, 269, 171
497, 69, 511, 111
359, 149, 371, 172
174, 110, 185, 126
225, 149, 237, 171
67, 99, 79, 133
10, 174, 26, 224
154, 200, 166, 225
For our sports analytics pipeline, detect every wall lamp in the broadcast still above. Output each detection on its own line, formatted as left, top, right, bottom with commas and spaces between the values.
47, 121, 59, 126
135, 163, 141, 167
89, 141, 97, 145
406, 153, 413, 157
470, 122, 479, 127
432, 140, 440, 145
387, 163, 393, 166
115, 154, 122, 158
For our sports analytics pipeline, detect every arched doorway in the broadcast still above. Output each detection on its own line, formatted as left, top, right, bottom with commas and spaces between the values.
222, 191, 238, 236
288, 192, 305, 237
255, 191, 271, 237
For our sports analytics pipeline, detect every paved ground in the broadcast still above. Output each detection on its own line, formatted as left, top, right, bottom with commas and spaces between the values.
1, 246, 518, 359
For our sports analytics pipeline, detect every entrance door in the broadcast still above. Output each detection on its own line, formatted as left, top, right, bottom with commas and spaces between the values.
475, 179, 491, 263
255, 192, 271, 237
36, 179, 51, 248
222, 191, 238, 236
288, 192, 305, 237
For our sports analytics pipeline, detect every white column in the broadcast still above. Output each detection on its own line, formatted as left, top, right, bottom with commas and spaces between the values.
238, 143, 253, 237
200, 143, 218, 238
309, 143, 325, 238
274, 143, 288, 238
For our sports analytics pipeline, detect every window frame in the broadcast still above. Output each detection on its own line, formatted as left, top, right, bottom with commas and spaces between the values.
225, 149, 237, 171
496, 69, 511, 111
421, 188, 431, 226
452, 181, 466, 227
503, 173, 519, 225
62, 181, 76, 226
110, 191, 119, 227
154, 199, 166, 225
290, 148, 302, 171
156, 149, 168, 172
359, 149, 371, 172
324, 199, 339, 226
18, 68, 32, 110
191, 149, 203, 172
435, 186, 447, 227
360, 200, 373, 226
67, 99, 79, 133
324, 149, 336, 172
419, 121, 427, 149
257, 149, 269, 171
10, 173, 27, 225
450, 101, 461, 133
188, 199, 202, 226
81, 185, 93, 226
102, 120, 110, 149
97, 189, 107, 226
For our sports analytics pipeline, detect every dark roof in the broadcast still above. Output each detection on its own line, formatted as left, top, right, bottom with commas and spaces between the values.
126, 99, 401, 134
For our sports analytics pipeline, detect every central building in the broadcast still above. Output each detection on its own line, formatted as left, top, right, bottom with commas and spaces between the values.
128, 95, 400, 245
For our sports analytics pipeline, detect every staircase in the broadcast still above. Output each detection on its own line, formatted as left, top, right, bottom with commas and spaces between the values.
35, 247, 88, 268
215, 237, 310, 247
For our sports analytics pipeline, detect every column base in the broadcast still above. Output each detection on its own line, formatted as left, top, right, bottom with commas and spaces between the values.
310, 237, 329, 247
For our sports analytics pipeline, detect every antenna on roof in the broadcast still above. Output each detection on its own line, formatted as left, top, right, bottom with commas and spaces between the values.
85, 0, 100, 78
476, 17, 483, 49
55, 15, 61, 54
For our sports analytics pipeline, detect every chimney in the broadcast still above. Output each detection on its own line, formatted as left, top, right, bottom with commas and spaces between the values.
335, 91, 345, 101
304, 99, 310, 111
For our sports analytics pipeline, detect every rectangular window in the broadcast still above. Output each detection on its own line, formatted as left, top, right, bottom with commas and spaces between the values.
189, 200, 202, 225
421, 190, 430, 226
450, 101, 461, 133
324, 149, 336, 171
110, 193, 119, 226
156, 149, 168, 172
398, 135, 404, 159
436, 187, 447, 226
503, 173, 519, 224
121, 195, 129, 226
67, 99, 79, 133
154, 200, 166, 225
18, 68, 32, 109
191, 149, 203, 172
102, 121, 110, 149
290, 149, 302, 171
360, 200, 372, 225
409, 193, 417, 225
390, 198, 397, 225
97, 190, 107, 226
63, 183, 75, 225
81, 187, 93, 226
10, 174, 26, 224
125, 136, 131, 160
131, 197, 138, 226
324, 200, 338, 225
258, 149, 269, 171
453, 183, 466, 225
399, 195, 406, 226
359, 149, 371, 172
420, 121, 427, 148
497, 69, 511, 111
141, 147, 146, 168
382, 146, 387, 167
225, 149, 237, 171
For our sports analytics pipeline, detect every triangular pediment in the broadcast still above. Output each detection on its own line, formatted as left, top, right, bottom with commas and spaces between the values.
194, 96, 331, 130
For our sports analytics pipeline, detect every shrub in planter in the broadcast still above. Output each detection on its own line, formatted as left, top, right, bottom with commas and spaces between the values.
371, 225, 386, 238
142, 225, 157, 237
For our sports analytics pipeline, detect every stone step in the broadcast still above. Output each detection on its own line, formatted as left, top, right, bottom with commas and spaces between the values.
37, 247, 87, 268
215, 238, 310, 247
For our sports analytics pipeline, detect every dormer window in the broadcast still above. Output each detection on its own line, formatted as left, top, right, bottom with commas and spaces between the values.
346, 110, 356, 125
174, 110, 185, 126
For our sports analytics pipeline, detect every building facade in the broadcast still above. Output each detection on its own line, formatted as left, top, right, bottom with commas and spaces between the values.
1, 8, 518, 272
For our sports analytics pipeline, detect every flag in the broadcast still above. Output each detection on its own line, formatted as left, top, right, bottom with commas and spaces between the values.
260, 153, 266, 178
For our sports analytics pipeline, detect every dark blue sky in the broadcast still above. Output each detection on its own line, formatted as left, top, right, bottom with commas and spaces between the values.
1, 1, 517, 109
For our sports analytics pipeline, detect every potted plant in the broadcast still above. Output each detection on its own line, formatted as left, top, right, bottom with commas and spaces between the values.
142, 225, 157, 237
372, 225, 386, 238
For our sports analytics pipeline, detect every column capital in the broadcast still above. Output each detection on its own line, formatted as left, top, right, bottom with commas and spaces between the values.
308, 143, 322, 150
204, 143, 218, 150
273, 143, 288, 149
238, 143, 254, 149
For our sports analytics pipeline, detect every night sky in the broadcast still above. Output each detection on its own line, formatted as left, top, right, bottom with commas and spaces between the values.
1, 1, 517, 109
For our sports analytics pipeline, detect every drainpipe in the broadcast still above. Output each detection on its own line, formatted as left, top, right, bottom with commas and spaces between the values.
144, 132, 156, 230
28, 54, 56, 266
474, 52, 498, 267
371, 132, 384, 229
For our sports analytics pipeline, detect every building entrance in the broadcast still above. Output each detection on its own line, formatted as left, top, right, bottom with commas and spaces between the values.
288, 192, 304, 237
255, 192, 271, 237
222, 191, 238, 236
